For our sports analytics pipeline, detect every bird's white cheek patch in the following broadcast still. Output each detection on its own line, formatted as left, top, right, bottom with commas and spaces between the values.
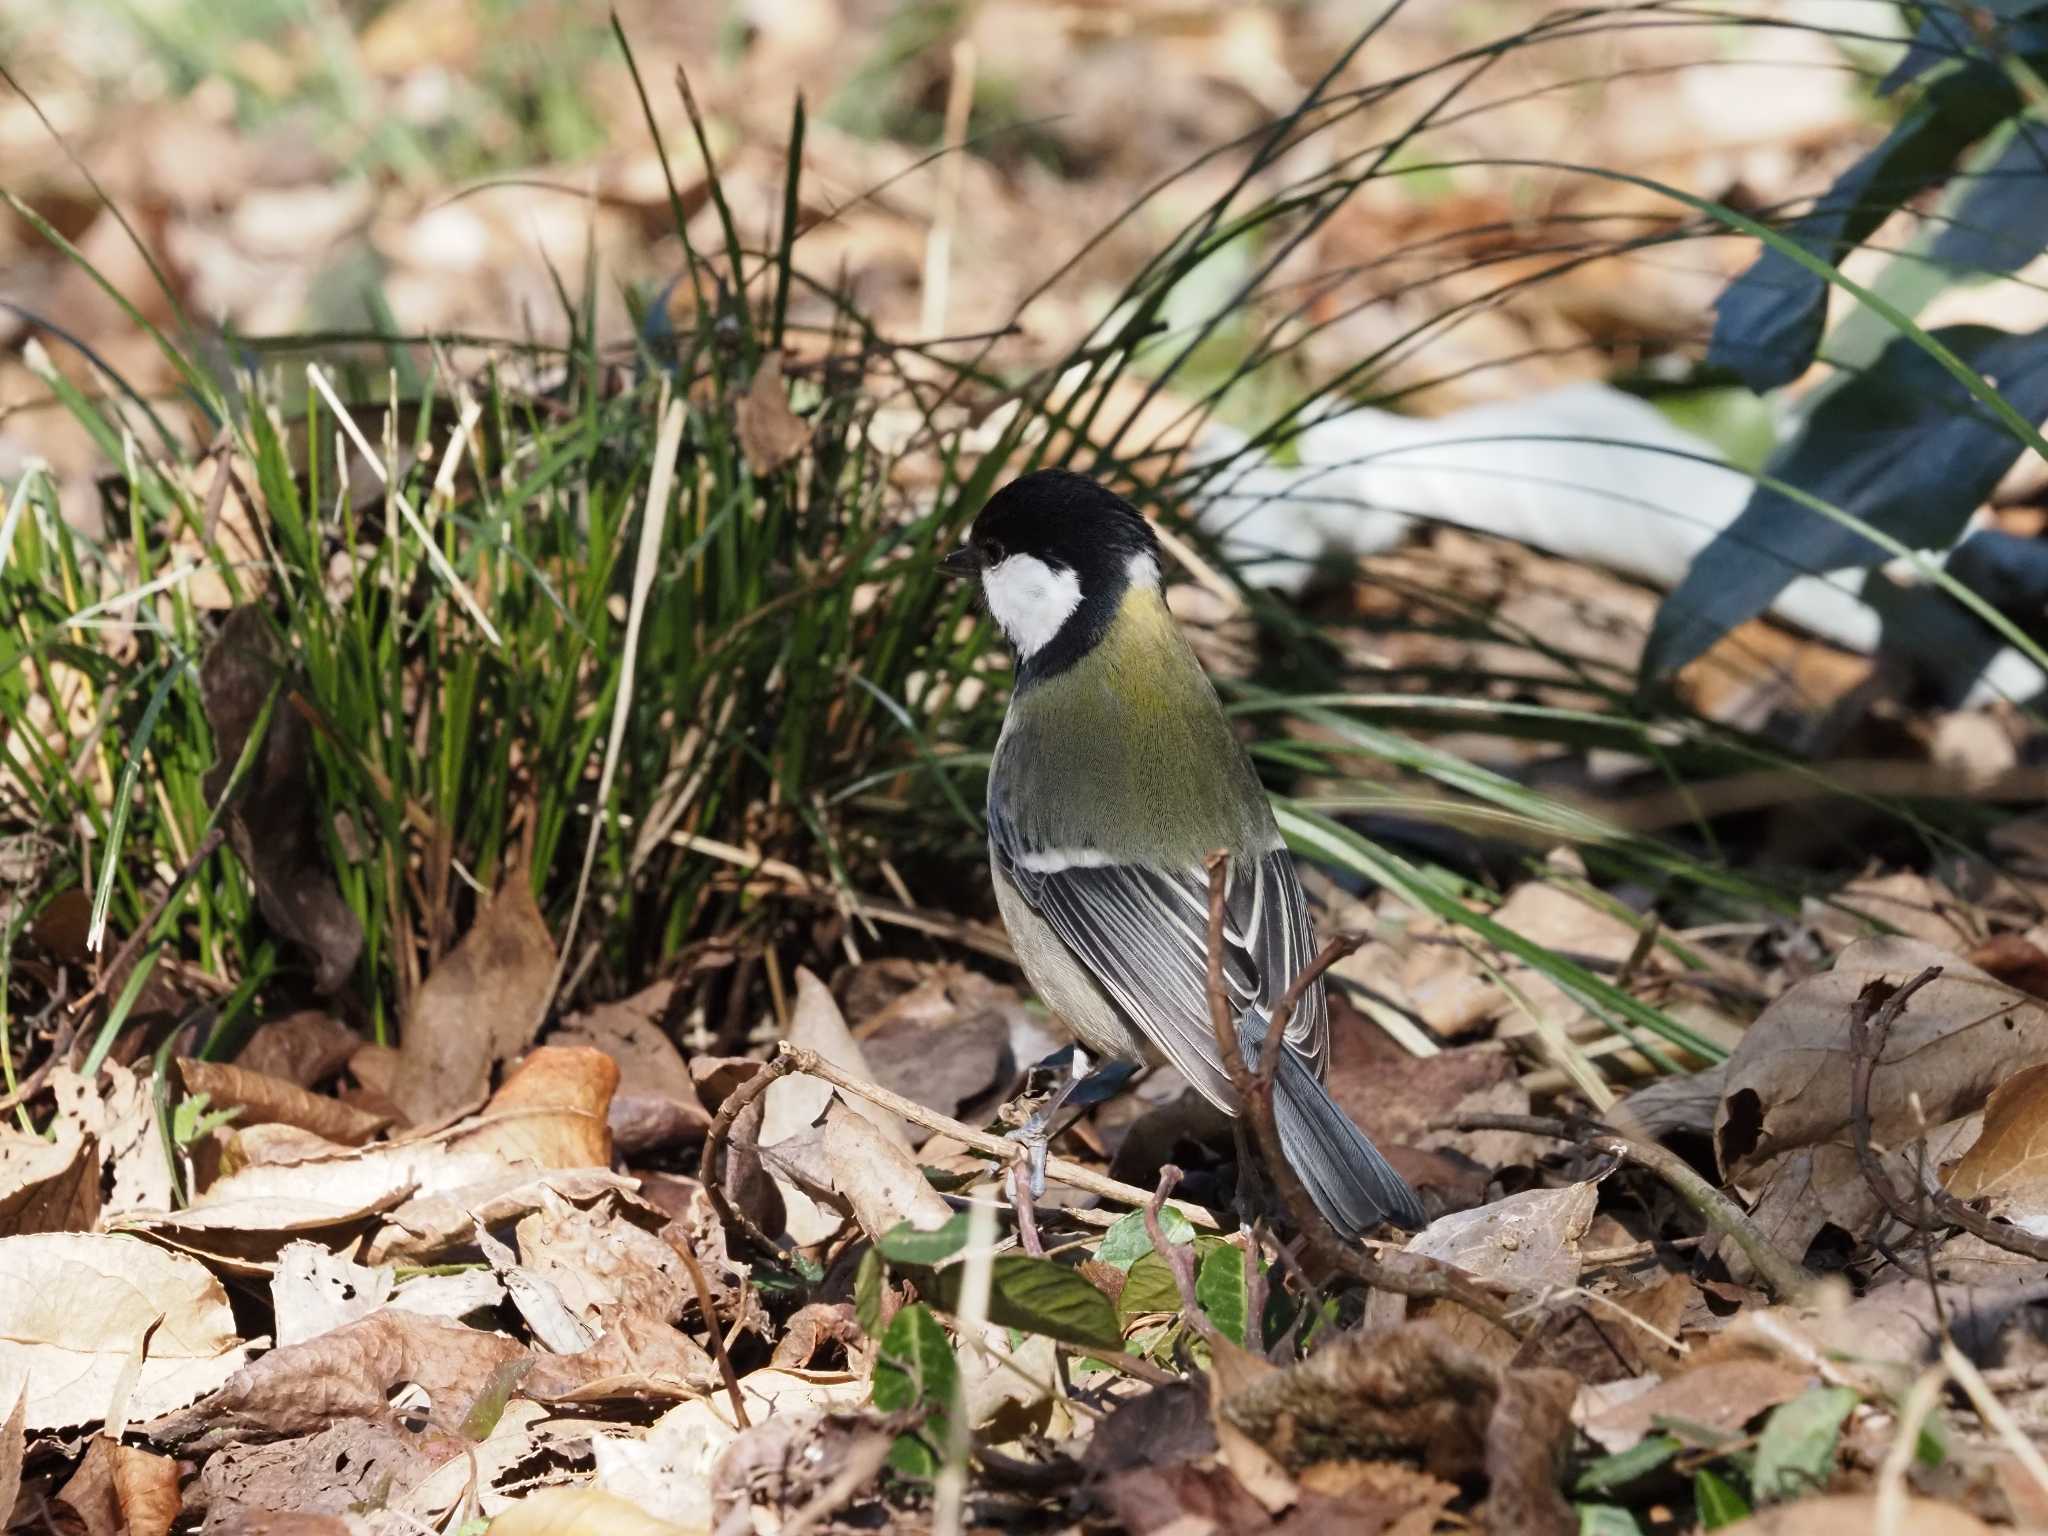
983, 553, 1081, 657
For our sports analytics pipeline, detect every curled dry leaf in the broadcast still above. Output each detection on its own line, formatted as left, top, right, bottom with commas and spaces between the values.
232, 1010, 362, 1088
1714, 1494, 1995, 1535
1946, 1059, 2048, 1232
0, 1121, 98, 1235
551, 980, 710, 1156
177, 1057, 389, 1145
514, 1196, 691, 1325
1481, 1367, 1578, 1536
55, 1436, 180, 1536
200, 608, 363, 995
1715, 937, 2047, 1180
0, 1232, 249, 1432
51, 1063, 173, 1219
193, 1418, 440, 1532
820, 1101, 954, 1245
390, 865, 556, 1127
1403, 1182, 1597, 1299
1579, 1358, 1814, 1454
451, 1044, 619, 1168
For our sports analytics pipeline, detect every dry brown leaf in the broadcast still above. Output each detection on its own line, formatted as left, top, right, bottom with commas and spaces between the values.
232, 1010, 362, 1088
514, 1197, 690, 1325
734, 349, 808, 476
0, 1232, 249, 1432
1404, 1183, 1597, 1297
201, 608, 364, 994
0, 1121, 98, 1235
192, 1418, 441, 1532
551, 980, 710, 1156
450, 1044, 618, 1168
523, 1306, 717, 1401
1580, 1358, 1813, 1454
1208, 1333, 1297, 1515
1713, 1494, 1994, 1534
1715, 937, 2046, 1179
1947, 1059, 2048, 1231
1482, 1368, 1577, 1536
1815, 868, 1980, 954
143, 1311, 525, 1452
54, 1436, 180, 1536
391, 865, 556, 1127
366, 1168, 658, 1265
178, 1057, 389, 1145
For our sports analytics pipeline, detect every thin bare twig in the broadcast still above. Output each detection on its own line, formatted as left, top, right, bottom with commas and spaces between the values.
1201, 852, 1514, 1329
1584, 1134, 1814, 1302
1848, 966, 2048, 1262
1143, 1166, 1217, 1344
665, 1221, 750, 1430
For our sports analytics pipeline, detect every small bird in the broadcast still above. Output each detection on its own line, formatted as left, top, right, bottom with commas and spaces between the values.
943, 468, 1425, 1238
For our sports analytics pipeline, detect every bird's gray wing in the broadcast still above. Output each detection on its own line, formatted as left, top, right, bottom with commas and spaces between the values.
990, 801, 1327, 1111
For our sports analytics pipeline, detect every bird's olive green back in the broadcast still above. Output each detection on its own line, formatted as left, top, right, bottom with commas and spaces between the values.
991, 587, 1278, 865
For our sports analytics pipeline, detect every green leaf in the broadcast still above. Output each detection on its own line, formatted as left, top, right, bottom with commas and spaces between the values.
922, 1256, 1122, 1353
1574, 1503, 1646, 1536
871, 1302, 957, 1480
1096, 1206, 1193, 1271
1195, 1242, 1250, 1347
878, 1212, 969, 1266
1694, 1468, 1751, 1529
1752, 1386, 1859, 1503
1573, 1435, 1682, 1495
1119, 1249, 1189, 1324
854, 1247, 883, 1338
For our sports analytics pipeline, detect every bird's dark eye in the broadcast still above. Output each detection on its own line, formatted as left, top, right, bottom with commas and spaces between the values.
982, 539, 1006, 565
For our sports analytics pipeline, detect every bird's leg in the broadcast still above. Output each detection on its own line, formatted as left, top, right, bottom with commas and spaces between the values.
1005, 1047, 1092, 1200
1230, 1118, 1270, 1235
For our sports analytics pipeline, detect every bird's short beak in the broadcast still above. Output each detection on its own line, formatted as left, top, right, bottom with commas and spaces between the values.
940, 544, 981, 579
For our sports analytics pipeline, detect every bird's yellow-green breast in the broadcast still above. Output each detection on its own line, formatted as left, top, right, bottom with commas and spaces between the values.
994, 584, 1277, 864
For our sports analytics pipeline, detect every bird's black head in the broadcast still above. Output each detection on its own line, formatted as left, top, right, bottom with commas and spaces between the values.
943, 469, 1163, 685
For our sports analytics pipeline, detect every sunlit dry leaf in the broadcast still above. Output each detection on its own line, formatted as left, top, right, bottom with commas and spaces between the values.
474, 1219, 596, 1354
489, 1484, 708, 1536
821, 1102, 953, 1245
1404, 1182, 1597, 1297
450, 1044, 617, 1168
1715, 937, 2047, 1179
0, 1121, 98, 1235
109, 1178, 415, 1278
50, 1063, 173, 1219
514, 1196, 689, 1325
735, 349, 808, 476
271, 1242, 397, 1346
1946, 1059, 2048, 1231
0, 1232, 248, 1432
391, 865, 555, 1127
398, 1398, 561, 1523
552, 980, 710, 1155
201, 608, 364, 994
178, 1058, 388, 1145
523, 1306, 716, 1401
0, 1383, 22, 1535
367, 1168, 656, 1265
1713, 1494, 1994, 1534
54, 1435, 180, 1536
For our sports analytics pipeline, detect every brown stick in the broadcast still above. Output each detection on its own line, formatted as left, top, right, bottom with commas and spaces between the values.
664, 1221, 751, 1430
1848, 967, 2048, 1263
1142, 1166, 1217, 1345
1201, 853, 1514, 1329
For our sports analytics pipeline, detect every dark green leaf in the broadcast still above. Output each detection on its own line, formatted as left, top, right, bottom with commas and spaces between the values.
878, 1212, 969, 1266
1645, 323, 2048, 682
1752, 1386, 1858, 1503
854, 1247, 884, 1338
1707, 70, 2022, 390
1694, 1467, 1751, 1529
922, 1256, 1122, 1352
1096, 1206, 1193, 1271
871, 1302, 957, 1480
1573, 1434, 1682, 1495
1195, 1242, 1250, 1347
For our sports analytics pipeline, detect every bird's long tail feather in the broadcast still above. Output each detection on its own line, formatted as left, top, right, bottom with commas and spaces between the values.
1240, 1016, 1426, 1238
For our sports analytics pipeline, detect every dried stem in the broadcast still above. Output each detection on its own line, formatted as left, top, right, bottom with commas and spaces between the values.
665, 1221, 750, 1429
1584, 1134, 1814, 1302
1143, 1165, 1217, 1344
1848, 967, 2048, 1262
